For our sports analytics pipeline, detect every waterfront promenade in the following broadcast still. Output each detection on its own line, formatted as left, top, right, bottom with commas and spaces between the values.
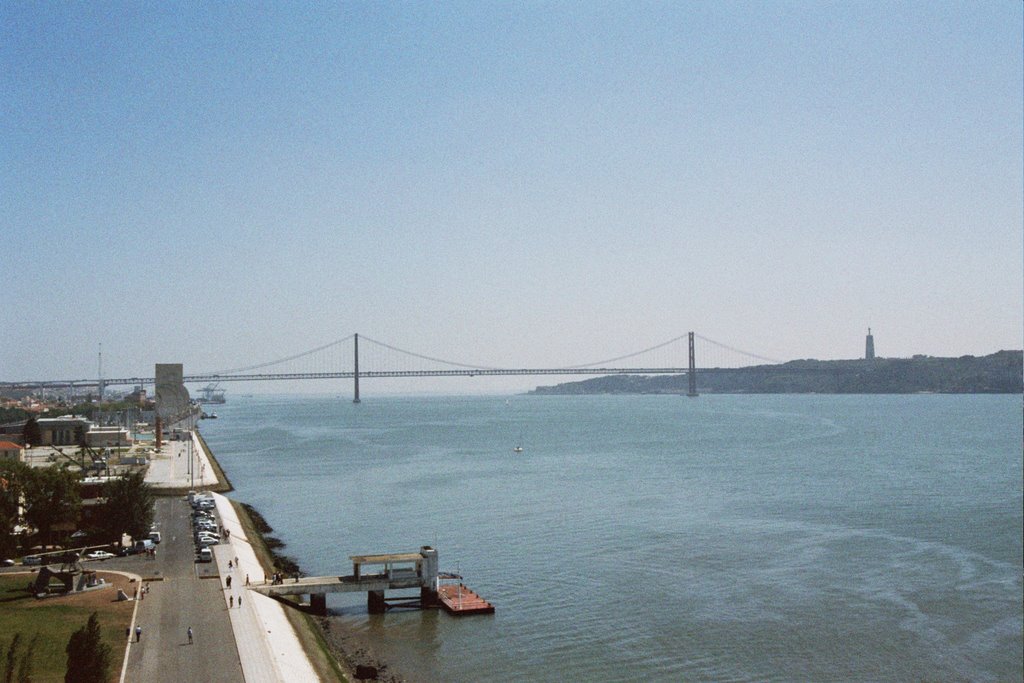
144, 431, 219, 490
131, 430, 322, 682
211, 491, 320, 682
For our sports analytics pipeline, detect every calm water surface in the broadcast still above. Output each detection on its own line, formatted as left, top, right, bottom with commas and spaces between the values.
201, 394, 1023, 682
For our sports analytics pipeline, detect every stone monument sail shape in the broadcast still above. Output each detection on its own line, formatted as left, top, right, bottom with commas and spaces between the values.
155, 364, 191, 427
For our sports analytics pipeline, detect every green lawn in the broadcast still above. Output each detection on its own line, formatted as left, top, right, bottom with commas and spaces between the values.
0, 572, 134, 682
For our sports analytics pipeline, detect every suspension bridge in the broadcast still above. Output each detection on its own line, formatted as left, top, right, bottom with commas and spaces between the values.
2, 332, 780, 401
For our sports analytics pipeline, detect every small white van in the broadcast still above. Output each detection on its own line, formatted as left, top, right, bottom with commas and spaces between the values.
148, 531, 161, 544
197, 548, 212, 563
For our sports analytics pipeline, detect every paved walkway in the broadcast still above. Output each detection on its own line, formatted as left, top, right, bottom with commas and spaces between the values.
213, 492, 321, 683
145, 432, 218, 489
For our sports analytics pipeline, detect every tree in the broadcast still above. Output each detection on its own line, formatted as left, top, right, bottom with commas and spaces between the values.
22, 419, 40, 449
96, 471, 153, 543
0, 461, 33, 559
22, 467, 80, 545
4, 633, 20, 683
16, 636, 36, 683
64, 613, 110, 683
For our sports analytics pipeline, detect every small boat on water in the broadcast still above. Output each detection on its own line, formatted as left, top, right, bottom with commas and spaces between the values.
513, 445, 523, 453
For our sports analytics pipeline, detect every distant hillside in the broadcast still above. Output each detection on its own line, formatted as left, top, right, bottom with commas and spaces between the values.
530, 350, 1024, 395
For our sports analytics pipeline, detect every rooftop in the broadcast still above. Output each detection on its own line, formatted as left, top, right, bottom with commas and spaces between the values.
350, 552, 424, 565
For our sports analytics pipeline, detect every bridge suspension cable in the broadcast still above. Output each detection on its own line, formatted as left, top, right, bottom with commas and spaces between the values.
208, 334, 356, 375
359, 335, 503, 371
694, 334, 780, 365
563, 334, 690, 369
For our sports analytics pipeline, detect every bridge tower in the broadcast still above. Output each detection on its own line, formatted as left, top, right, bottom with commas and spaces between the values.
353, 333, 361, 403
687, 332, 698, 397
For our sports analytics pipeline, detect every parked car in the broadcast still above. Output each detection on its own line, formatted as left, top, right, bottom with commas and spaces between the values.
85, 550, 115, 561
196, 536, 219, 547
1, 559, 15, 567
196, 548, 213, 563
148, 531, 162, 544
22, 555, 42, 566
133, 539, 156, 553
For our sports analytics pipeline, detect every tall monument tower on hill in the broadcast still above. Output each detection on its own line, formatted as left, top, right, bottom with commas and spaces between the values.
865, 328, 875, 360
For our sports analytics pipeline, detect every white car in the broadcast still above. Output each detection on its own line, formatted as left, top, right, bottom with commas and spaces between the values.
85, 550, 115, 561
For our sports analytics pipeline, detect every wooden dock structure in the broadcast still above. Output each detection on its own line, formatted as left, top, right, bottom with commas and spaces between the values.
250, 546, 494, 617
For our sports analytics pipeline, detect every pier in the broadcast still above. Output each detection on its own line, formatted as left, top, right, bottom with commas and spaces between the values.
250, 546, 493, 616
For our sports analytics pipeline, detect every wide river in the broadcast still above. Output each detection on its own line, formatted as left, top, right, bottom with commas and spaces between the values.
200, 393, 1022, 682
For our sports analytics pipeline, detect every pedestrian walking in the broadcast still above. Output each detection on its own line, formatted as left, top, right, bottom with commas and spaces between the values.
245, 574, 250, 586
125, 627, 130, 641
135, 625, 142, 643
238, 595, 242, 608
226, 576, 232, 589
230, 595, 234, 608
234, 556, 239, 566
228, 560, 232, 570
187, 627, 193, 644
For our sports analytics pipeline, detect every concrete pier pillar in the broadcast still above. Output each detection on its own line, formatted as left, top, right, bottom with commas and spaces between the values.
310, 593, 327, 615
368, 590, 386, 614
418, 546, 439, 607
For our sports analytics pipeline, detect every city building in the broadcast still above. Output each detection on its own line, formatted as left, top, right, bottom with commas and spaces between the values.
35, 416, 92, 446
0, 440, 25, 462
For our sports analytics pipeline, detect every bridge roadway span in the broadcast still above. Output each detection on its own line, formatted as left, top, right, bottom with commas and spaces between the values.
3, 367, 691, 389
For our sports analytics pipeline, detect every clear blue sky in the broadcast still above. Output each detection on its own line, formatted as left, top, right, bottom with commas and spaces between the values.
2, 2, 1021, 392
